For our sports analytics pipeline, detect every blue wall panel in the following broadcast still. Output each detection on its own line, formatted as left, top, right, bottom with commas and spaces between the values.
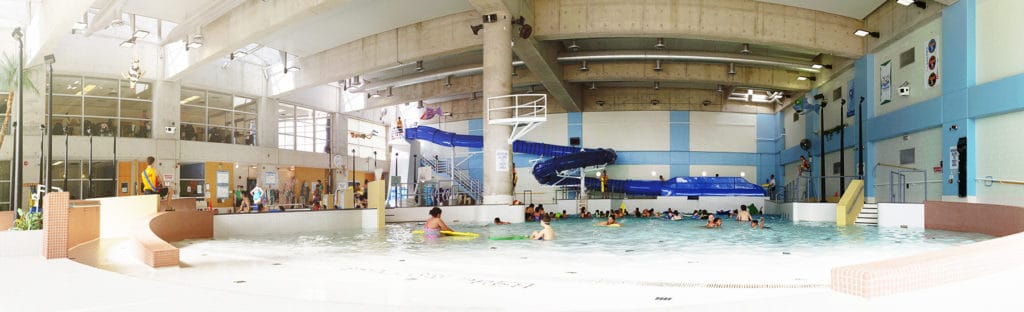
670, 111, 690, 151
567, 112, 583, 146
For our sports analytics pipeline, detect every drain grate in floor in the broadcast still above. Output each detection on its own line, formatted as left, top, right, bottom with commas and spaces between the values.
654, 297, 672, 301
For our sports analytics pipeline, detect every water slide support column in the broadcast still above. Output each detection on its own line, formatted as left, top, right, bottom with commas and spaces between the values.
481, 12, 513, 205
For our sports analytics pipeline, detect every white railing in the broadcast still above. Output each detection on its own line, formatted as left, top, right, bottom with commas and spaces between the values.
486, 94, 548, 144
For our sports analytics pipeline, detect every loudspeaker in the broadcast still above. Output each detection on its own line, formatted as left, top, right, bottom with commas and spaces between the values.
569, 137, 581, 146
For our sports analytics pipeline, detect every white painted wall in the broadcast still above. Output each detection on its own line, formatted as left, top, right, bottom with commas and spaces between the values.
818, 70, 856, 131
877, 203, 924, 228
822, 148, 857, 200
783, 105, 806, 150
779, 202, 836, 223
689, 111, 756, 153
53, 36, 161, 80
97, 195, 159, 238
0, 231, 43, 257
977, 0, 1024, 84
872, 17, 943, 116
181, 60, 266, 98
385, 205, 525, 224
582, 111, 669, 151
519, 113, 568, 144
975, 109, 1024, 206
213, 209, 380, 239
275, 85, 340, 113
873, 127, 942, 203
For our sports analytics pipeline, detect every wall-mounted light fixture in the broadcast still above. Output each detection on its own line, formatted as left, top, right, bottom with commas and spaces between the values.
654, 59, 663, 72
797, 76, 817, 81
811, 64, 832, 69
579, 60, 589, 72
853, 29, 880, 38
651, 99, 660, 105
415, 60, 424, 72
588, 82, 597, 90
728, 63, 736, 75
740, 43, 750, 54
567, 40, 580, 52
654, 38, 666, 49
653, 81, 660, 90
896, 0, 927, 9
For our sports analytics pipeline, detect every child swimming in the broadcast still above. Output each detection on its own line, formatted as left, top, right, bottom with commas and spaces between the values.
530, 215, 555, 240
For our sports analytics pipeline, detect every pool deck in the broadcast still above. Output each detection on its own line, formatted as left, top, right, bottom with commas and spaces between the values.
0, 254, 1018, 311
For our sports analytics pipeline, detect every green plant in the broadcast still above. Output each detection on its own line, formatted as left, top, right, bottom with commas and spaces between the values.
0, 52, 39, 153
13, 208, 42, 231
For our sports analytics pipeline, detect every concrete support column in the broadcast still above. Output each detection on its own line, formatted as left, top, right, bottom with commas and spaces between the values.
481, 12, 513, 205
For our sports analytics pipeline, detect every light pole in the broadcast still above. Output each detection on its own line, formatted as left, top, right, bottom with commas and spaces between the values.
839, 98, 846, 197
814, 94, 827, 203
11, 27, 24, 212
351, 148, 356, 208
44, 54, 54, 203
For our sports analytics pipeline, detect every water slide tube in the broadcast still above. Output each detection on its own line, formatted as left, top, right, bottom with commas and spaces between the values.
404, 126, 764, 197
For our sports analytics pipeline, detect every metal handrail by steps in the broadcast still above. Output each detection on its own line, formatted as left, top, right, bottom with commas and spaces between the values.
421, 158, 482, 203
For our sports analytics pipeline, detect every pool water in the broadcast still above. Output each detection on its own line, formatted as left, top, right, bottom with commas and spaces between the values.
147, 215, 994, 307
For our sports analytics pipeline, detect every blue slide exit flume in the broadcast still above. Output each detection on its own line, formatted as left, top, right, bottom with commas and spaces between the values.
404, 126, 764, 197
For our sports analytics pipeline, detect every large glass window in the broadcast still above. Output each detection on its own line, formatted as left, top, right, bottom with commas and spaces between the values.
179, 88, 257, 145
49, 160, 117, 200
51, 75, 152, 138
347, 118, 386, 160
277, 103, 331, 153
179, 163, 205, 198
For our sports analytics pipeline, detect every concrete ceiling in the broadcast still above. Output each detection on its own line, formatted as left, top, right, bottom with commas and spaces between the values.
561, 38, 821, 62
258, 0, 473, 57
117, 0, 217, 23
756, 0, 886, 19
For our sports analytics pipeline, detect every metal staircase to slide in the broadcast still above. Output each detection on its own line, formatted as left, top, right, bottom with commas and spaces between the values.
421, 157, 483, 203
855, 203, 879, 225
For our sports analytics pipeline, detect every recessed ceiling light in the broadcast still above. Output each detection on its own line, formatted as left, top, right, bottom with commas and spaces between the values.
133, 30, 149, 39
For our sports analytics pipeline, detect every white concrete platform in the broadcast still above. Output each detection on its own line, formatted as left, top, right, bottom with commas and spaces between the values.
214, 209, 379, 239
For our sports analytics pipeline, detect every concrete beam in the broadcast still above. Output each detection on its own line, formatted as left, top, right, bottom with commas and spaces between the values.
163, 0, 349, 81
269, 10, 482, 97
470, 0, 582, 112
582, 87, 775, 114
364, 67, 541, 108
563, 62, 812, 91
25, 0, 96, 65
533, 0, 865, 59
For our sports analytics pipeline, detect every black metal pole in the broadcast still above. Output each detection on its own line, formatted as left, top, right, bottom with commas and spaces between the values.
38, 124, 43, 191
112, 124, 117, 195
63, 129, 68, 189
819, 104, 826, 203
351, 149, 355, 208
88, 131, 93, 198
858, 97, 865, 178
394, 152, 399, 208
12, 27, 24, 212
46, 55, 54, 199
840, 99, 846, 197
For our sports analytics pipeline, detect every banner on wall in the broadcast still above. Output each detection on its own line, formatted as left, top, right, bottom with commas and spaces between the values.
880, 60, 892, 105
264, 171, 278, 186
925, 38, 939, 88
846, 80, 856, 117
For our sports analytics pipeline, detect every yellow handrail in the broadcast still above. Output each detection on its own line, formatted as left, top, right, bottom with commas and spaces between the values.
835, 180, 865, 226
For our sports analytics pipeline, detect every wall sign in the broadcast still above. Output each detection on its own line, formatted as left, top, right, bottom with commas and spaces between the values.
264, 171, 278, 185
880, 60, 893, 105
216, 171, 229, 199
495, 149, 510, 172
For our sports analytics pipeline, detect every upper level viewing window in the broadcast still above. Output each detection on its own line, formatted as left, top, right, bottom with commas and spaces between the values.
180, 88, 257, 146
52, 75, 153, 138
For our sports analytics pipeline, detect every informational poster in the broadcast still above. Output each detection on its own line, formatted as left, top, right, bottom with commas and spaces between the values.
264, 171, 278, 186
949, 146, 959, 170
880, 60, 892, 105
847, 80, 856, 117
216, 170, 229, 199
495, 149, 510, 172
925, 38, 939, 88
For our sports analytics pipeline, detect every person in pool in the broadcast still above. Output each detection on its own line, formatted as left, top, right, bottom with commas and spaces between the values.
493, 217, 511, 225
751, 217, 769, 229
597, 215, 619, 226
424, 207, 453, 239
706, 214, 717, 228
530, 215, 555, 241
736, 205, 752, 222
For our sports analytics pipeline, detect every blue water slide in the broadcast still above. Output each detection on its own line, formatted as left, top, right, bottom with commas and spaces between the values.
405, 126, 764, 197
